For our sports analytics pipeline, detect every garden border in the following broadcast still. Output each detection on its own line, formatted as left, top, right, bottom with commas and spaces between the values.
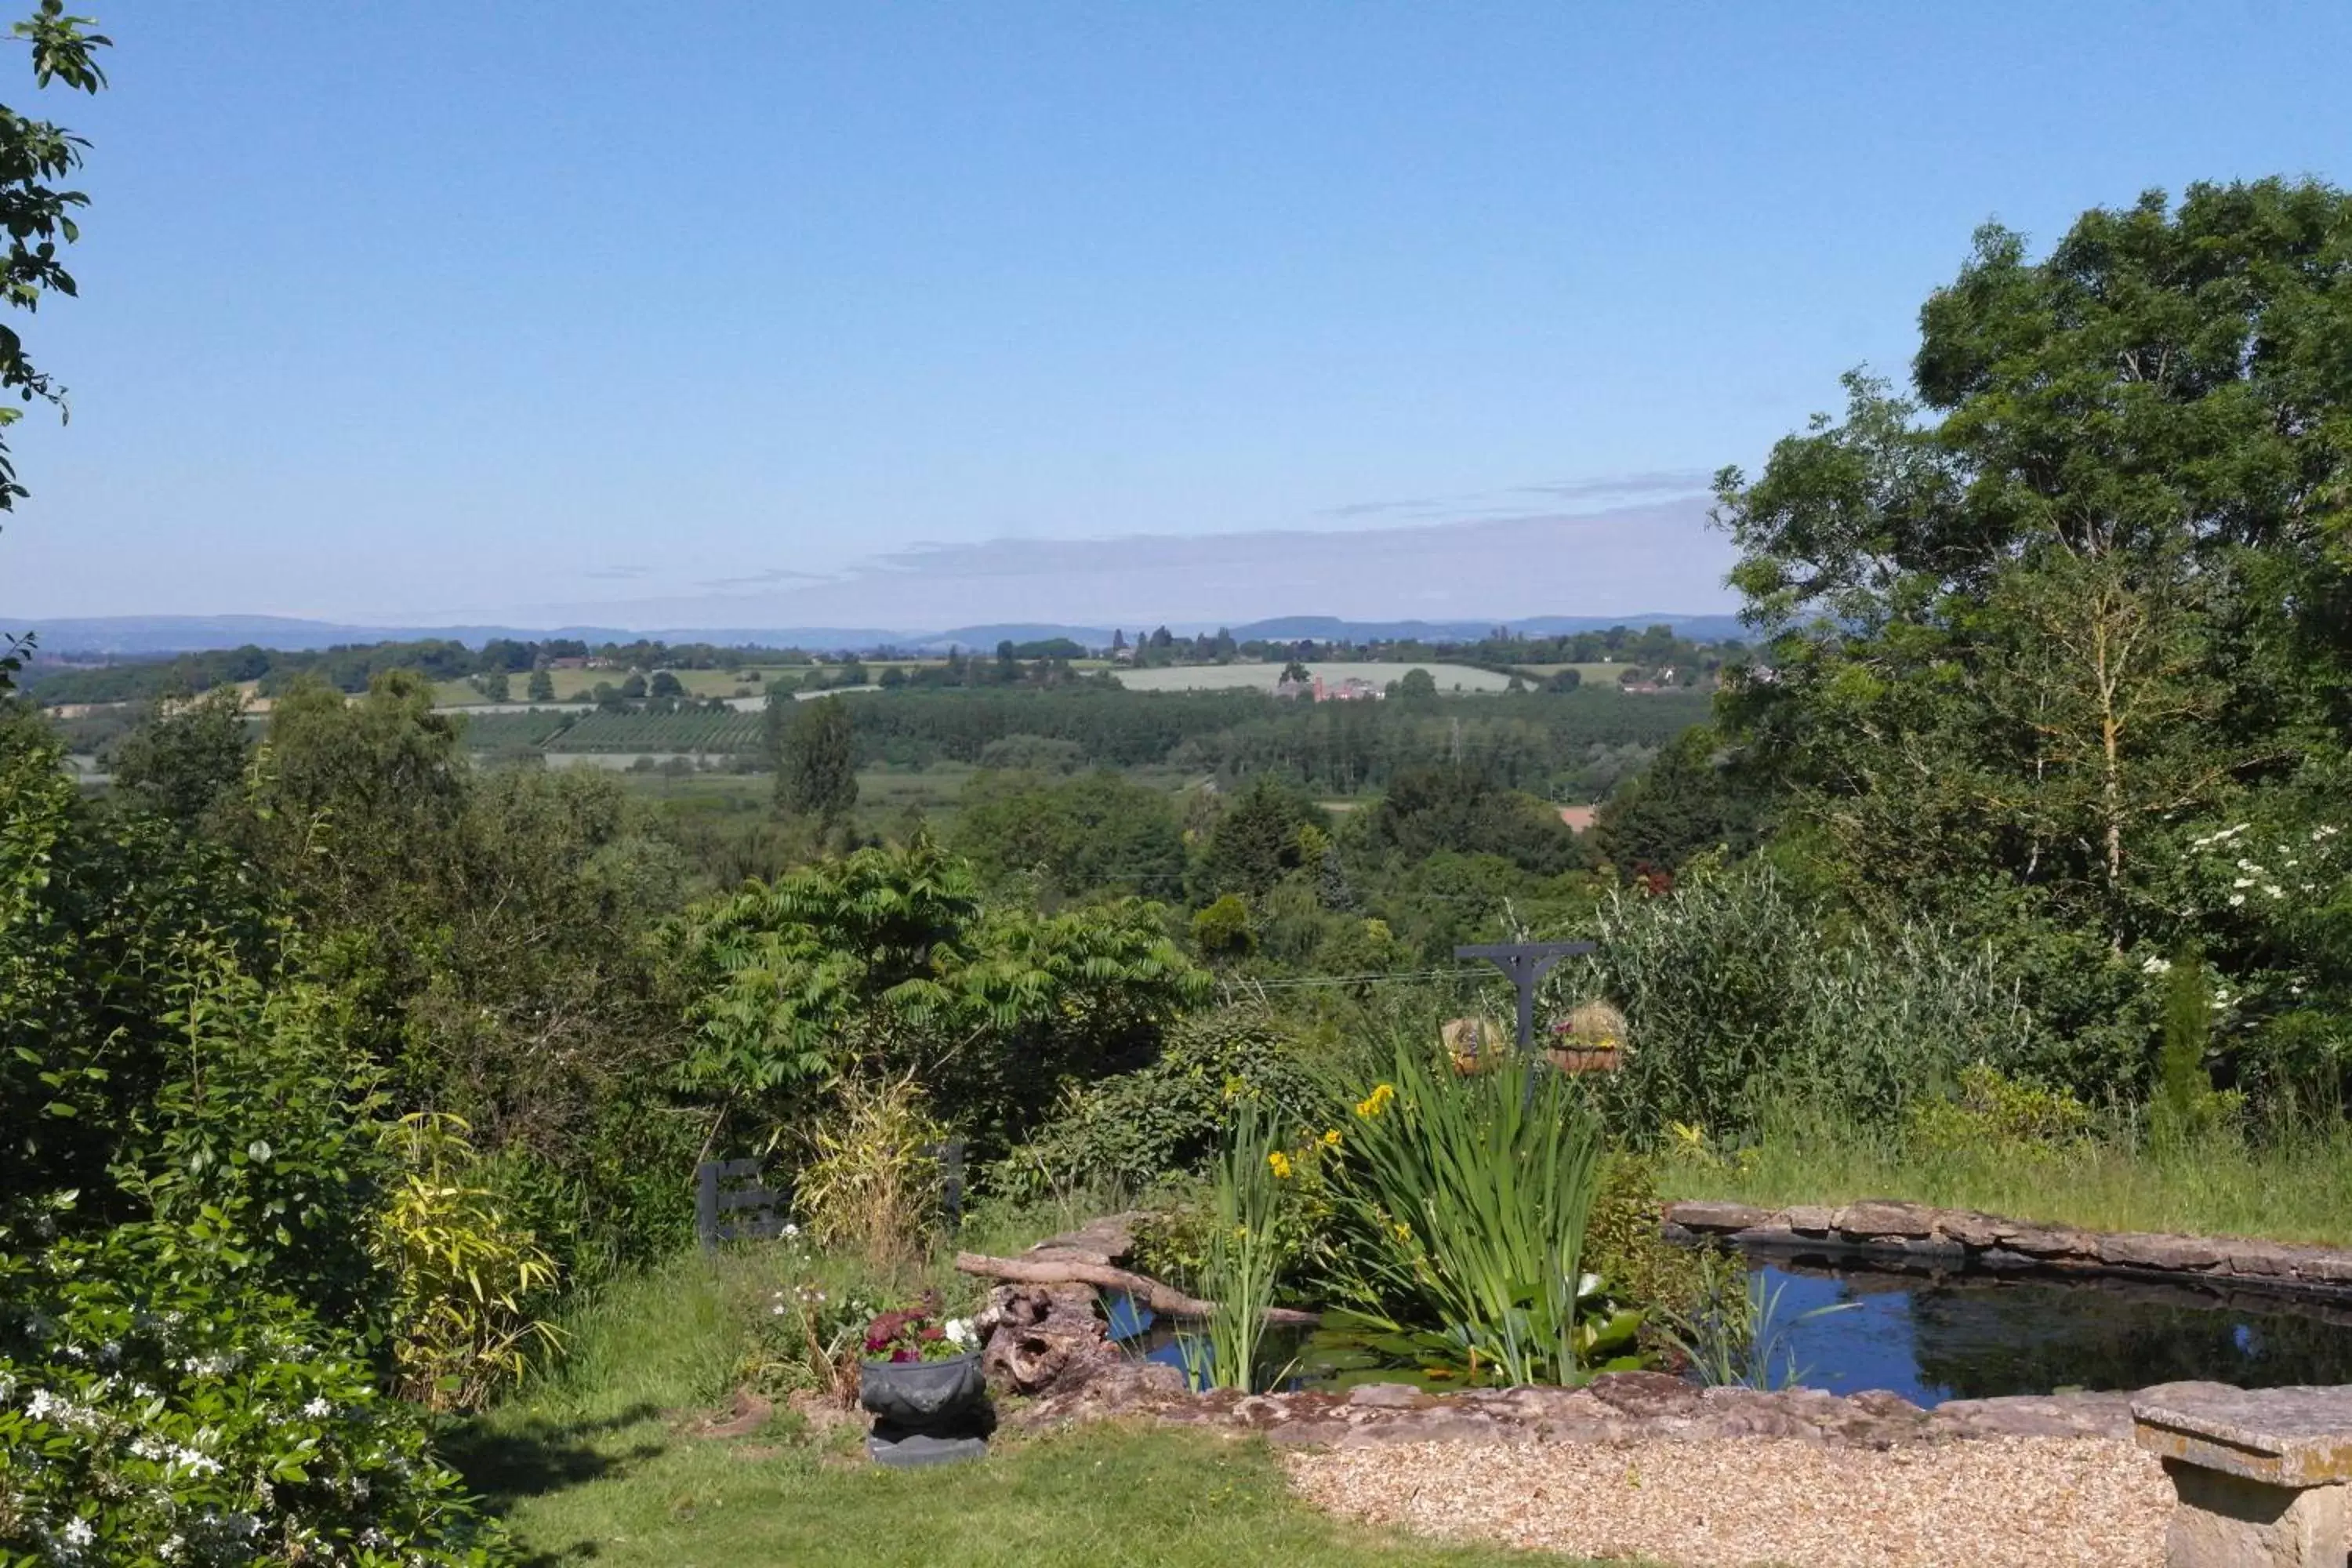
1663, 1199, 2352, 1303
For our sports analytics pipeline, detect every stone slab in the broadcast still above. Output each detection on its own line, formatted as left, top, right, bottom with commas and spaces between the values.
2133, 1383, 2352, 1486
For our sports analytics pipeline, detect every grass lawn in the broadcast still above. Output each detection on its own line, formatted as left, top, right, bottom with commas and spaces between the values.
1657, 1115, 2352, 1247
457, 1240, 1596, 1568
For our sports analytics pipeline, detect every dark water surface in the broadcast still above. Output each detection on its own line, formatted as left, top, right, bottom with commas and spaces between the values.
1109, 1263, 2352, 1406
1754, 1261, 2352, 1406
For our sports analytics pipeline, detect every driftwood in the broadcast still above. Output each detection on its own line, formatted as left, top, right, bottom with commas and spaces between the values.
954, 1252, 1320, 1327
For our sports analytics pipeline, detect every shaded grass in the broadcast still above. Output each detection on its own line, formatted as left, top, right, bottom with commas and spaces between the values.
1657, 1102, 2352, 1247
459, 1232, 1603, 1568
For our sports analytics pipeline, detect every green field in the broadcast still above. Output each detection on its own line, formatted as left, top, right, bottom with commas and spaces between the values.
1112, 660, 1513, 694
1513, 662, 1635, 684
452, 710, 582, 750
547, 710, 768, 752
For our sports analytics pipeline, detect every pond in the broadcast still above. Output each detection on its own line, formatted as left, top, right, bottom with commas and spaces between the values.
1748, 1259, 2352, 1406
1106, 1260, 2352, 1406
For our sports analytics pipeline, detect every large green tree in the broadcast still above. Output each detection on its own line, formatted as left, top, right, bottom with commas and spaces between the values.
0, 2, 107, 684
775, 692, 859, 819
1716, 178, 2352, 1083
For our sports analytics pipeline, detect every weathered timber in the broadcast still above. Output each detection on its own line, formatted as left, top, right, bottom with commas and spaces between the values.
953, 1251, 1320, 1326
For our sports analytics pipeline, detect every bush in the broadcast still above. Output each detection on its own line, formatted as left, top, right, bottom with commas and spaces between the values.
0, 1229, 514, 1567
371, 1114, 563, 1413
795, 1075, 947, 1272
1559, 862, 2042, 1136
1904, 1062, 2093, 1160
993, 1008, 1318, 1200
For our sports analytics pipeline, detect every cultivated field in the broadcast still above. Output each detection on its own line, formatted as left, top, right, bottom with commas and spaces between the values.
1112, 660, 1513, 694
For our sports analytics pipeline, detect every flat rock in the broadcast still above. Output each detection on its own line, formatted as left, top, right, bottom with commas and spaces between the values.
2132, 1383, 2352, 1486
1668, 1200, 1772, 1232
2096, 1231, 2225, 1271
1836, 1200, 1939, 1239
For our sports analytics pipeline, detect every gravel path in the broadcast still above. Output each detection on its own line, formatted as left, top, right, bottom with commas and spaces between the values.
1286, 1436, 2171, 1567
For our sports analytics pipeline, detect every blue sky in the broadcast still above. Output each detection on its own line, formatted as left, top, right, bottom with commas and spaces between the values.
9, 2, 2350, 629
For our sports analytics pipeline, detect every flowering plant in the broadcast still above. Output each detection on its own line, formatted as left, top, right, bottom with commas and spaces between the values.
862, 1295, 977, 1363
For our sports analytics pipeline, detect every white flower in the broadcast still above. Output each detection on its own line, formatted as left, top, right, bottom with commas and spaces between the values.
2233, 877, 2256, 889
1576, 1272, 1603, 1298
2266, 885, 2285, 899
302, 1396, 332, 1418
63, 1519, 93, 1547
2229, 893, 2246, 906
942, 1318, 975, 1346
2141, 956, 2172, 975
781, 1222, 800, 1238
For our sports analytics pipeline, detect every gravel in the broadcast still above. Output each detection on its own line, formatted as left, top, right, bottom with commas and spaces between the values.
1285, 1436, 2172, 1567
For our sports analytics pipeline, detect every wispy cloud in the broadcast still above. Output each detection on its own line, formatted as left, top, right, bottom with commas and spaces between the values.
694, 566, 833, 590
1511, 469, 1712, 502
1319, 468, 1711, 525
580, 564, 652, 581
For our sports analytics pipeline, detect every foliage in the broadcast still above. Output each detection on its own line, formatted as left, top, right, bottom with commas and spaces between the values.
1189, 892, 1254, 957
1179, 1096, 1289, 1393
1559, 861, 2052, 1136
0, 0, 107, 684
862, 1297, 978, 1364
1660, 1251, 1858, 1392
669, 834, 1208, 1158
1316, 1035, 1616, 1385
370, 1114, 563, 1414
1904, 1062, 2093, 1160
994, 1007, 1319, 1200
793, 1074, 946, 1272
1582, 1154, 1707, 1329
103, 691, 251, 829
2151, 949, 2243, 1144
951, 768, 1186, 902
1714, 177, 2352, 1078
0, 1229, 515, 1568
1194, 775, 1328, 901
1360, 764, 1588, 878
774, 694, 857, 819
1592, 725, 1762, 877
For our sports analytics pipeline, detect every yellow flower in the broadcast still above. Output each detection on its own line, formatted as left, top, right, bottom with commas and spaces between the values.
1320, 1128, 1342, 1149
1391, 1221, 1413, 1243
1268, 1150, 1293, 1179
1354, 1083, 1396, 1119
1668, 1120, 1706, 1152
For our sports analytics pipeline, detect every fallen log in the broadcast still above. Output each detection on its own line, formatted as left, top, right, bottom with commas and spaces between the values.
953, 1251, 1320, 1327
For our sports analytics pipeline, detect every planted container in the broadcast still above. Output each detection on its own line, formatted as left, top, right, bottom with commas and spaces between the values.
858, 1351, 986, 1429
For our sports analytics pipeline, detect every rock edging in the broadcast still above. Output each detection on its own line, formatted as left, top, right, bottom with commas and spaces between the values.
1662, 1198, 2352, 1298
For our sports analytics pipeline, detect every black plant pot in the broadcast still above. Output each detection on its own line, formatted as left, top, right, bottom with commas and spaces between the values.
859, 1352, 987, 1430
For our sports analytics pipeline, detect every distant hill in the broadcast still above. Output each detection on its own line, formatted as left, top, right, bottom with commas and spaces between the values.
14, 610, 1748, 659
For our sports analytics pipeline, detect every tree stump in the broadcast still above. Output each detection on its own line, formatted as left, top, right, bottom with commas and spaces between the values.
975, 1283, 1125, 1397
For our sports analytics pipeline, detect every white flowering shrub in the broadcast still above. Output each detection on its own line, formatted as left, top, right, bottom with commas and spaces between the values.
0, 1232, 514, 1568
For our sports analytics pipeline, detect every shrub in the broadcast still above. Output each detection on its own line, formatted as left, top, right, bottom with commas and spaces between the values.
794, 1074, 946, 1272
992, 1007, 1319, 1200
0, 1229, 514, 1567
1904, 1062, 2093, 1160
370, 1114, 563, 1413
1561, 862, 2040, 1135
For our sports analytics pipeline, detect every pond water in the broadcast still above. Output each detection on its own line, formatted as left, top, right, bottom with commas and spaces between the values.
1107, 1263, 2352, 1406
1751, 1261, 2352, 1406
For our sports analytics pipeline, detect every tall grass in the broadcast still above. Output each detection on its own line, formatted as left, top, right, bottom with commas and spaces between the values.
1664, 1095, 2352, 1247
1182, 1094, 1288, 1393
1323, 1034, 1604, 1385
1552, 863, 2039, 1137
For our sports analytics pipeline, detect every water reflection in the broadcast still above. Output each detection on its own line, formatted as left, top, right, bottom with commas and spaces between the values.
1761, 1262, 2352, 1406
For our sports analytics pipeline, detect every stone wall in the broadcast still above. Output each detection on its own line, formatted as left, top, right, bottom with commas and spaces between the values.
1664, 1199, 2352, 1301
